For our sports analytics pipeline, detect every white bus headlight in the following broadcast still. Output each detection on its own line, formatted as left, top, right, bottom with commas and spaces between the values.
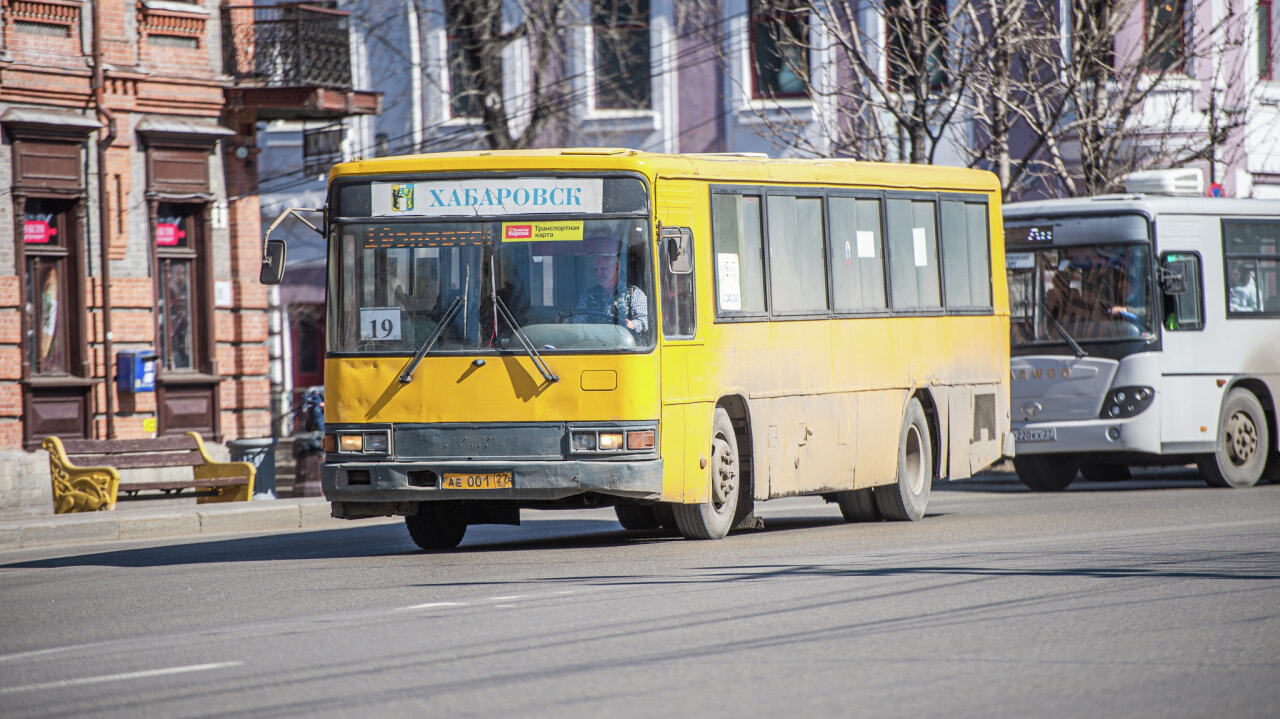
1100, 386, 1154, 419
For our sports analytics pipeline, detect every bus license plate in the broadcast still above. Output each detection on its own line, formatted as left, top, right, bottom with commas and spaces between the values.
1014, 428, 1057, 443
441, 472, 513, 490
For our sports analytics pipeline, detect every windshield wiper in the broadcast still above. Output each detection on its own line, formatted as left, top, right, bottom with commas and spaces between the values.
1038, 298, 1088, 358
494, 297, 558, 385
398, 296, 464, 384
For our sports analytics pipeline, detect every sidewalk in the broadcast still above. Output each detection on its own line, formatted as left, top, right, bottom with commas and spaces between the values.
0, 497, 395, 551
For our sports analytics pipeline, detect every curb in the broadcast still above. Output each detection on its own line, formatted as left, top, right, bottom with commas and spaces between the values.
0, 498, 398, 551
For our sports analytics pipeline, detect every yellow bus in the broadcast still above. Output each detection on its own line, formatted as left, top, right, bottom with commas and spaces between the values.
261, 149, 1011, 548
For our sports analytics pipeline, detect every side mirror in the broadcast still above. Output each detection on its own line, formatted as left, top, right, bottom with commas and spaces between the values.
663, 227, 693, 275
260, 239, 287, 285
1160, 263, 1187, 295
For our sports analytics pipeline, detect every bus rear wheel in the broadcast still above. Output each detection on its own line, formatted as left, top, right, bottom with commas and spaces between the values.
1199, 389, 1270, 488
673, 408, 743, 540
835, 488, 881, 522
874, 398, 932, 521
405, 502, 468, 550
1013, 455, 1078, 491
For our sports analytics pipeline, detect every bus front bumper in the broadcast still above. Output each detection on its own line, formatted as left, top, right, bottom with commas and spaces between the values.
1012, 414, 1160, 456
322, 458, 664, 507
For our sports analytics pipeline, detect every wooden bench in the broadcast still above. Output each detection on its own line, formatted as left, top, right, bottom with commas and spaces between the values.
41, 432, 256, 513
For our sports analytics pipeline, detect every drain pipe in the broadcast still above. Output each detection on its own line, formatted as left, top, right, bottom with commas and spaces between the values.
92, 0, 117, 439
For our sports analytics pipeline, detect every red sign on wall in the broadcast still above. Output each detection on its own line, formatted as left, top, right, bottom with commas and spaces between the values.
23, 220, 55, 244
155, 222, 185, 246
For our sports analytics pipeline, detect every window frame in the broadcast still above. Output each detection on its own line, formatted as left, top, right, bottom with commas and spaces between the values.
1222, 218, 1280, 318
884, 191, 943, 312
938, 191, 994, 313
884, 0, 950, 94
748, 0, 810, 100
1144, 0, 1189, 74
151, 201, 213, 374
1159, 250, 1205, 331
710, 183, 996, 323
1261, 0, 1275, 81
763, 187, 829, 319
20, 196, 87, 378
659, 225, 697, 339
444, 8, 485, 120
592, 0, 653, 111
826, 189, 890, 316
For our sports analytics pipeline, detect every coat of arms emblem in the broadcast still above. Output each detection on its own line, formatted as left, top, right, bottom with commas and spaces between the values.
391, 184, 414, 212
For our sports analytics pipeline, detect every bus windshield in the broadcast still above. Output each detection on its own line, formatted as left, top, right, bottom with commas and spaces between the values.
329, 218, 654, 354
1008, 244, 1155, 345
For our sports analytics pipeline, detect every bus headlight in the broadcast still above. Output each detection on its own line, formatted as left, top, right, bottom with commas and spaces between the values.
569, 427, 657, 454
339, 434, 364, 452
1100, 386, 1154, 419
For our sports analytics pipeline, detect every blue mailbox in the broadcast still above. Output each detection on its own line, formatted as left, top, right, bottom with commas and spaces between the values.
116, 350, 157, 393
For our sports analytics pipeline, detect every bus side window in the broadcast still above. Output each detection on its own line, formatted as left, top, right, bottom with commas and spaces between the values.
660, 227, 696, 339
1160, 253, 1203, 331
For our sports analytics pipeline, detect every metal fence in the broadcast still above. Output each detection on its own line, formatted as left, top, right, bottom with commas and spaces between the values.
222, 3, 353, 89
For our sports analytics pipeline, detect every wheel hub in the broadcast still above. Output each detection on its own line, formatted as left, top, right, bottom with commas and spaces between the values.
1225, 410, 1258, 466
711, 436, 736, 507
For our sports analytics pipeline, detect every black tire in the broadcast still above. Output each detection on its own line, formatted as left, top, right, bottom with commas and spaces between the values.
404, 502, 468, 550
875, 398, 932, 521
1013, 455, 1078, 491
673, 408, 743, 539
1079, 462, 1132, 483
835, 488, 881, 522
653, 502, 678, 529
615, 504, 661, 530
1198, 389, 1270, 488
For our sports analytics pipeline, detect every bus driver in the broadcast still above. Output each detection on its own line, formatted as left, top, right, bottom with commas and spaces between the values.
567, 242, 649, 333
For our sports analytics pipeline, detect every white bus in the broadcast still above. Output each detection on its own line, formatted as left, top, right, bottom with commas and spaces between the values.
1004, 171, 1280, 490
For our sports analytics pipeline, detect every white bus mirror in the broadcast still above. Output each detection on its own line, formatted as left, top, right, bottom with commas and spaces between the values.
260, 239, 287, 285
1160, 264, 1188, 295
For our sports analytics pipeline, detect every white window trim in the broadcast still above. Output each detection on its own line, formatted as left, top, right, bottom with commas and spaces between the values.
726, 2, 816, 123
579, 17, 658, 128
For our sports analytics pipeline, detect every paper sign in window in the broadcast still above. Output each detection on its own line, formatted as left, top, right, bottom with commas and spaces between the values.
912, 227, 928, 267
717, 253, 742, 310
360, 307, 402, 341
856, 231, 876, 258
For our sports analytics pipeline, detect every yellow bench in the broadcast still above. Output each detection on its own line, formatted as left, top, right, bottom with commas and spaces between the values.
41, 432, 256, 513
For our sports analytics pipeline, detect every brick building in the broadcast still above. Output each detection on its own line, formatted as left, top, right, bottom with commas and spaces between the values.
0, 0, 377, 514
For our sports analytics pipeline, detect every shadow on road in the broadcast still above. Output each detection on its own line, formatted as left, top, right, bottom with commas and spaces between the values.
941, 463, 1225, 493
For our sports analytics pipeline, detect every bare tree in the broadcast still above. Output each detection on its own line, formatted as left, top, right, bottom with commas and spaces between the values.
958, 0, 1255, 198
441, 0, 575, 149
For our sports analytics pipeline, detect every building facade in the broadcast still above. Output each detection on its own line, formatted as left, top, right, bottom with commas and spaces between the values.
0, 0, 376, 514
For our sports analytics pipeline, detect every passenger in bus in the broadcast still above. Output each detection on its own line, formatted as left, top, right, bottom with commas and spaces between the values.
1228, 262, 1259, 312
566, 245, 649, 333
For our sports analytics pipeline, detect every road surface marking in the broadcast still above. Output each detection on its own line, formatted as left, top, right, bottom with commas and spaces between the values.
0, 661, 242, 695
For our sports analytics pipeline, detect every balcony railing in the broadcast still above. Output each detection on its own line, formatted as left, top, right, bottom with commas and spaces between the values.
222, 3, 352, 89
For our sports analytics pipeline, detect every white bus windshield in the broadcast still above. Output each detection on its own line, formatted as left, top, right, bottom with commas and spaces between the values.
1008, 244, 1155, 345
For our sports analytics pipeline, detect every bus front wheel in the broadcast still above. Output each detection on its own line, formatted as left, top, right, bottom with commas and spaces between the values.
835, 488, 881, 522
1199, 389, 1270, 488
405, 502, 468, 550
874, 398, 932, 521
673, 408, 743, 540
1013, 455, 1078, 491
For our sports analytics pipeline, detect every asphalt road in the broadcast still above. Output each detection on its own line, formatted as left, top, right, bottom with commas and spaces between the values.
2, 466, 1278, 718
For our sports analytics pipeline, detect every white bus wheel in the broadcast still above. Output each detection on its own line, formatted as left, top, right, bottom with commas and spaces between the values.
1013, 455, 1078, 491
1199, 389, 1270, 488
673, 408, 740, 539
835, 488, 881, 522
1080, 462, 1132, 483
875, 398, 932, 521
405, 502, 468, 550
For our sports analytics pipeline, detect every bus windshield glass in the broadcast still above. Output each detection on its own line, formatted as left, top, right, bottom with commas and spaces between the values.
329, 218, 655, 354
1008, 243, 1155, 345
